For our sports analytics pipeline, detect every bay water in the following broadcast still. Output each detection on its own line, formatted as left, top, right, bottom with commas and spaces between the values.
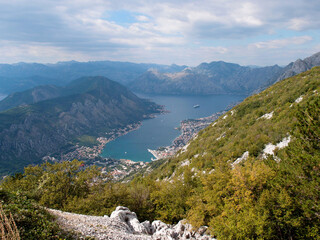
101, 93, 245, 162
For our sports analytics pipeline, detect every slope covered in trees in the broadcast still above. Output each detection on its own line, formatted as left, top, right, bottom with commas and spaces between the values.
146, 67, 320, 239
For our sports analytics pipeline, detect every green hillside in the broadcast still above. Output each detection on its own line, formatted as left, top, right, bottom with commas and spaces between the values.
141, 67, 320, 239
151, 66, 319, 178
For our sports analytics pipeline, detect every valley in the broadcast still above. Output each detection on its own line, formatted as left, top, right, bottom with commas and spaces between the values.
1, 55, 320, 240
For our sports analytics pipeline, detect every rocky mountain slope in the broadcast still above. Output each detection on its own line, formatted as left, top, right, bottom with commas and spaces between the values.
129, 52, 320, 95
0, 76, 161, 176
277, 51, 320, 81
142, 67, 320, 239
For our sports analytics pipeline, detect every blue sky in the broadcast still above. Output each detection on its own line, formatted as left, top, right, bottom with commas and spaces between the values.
0, 0, 319, 66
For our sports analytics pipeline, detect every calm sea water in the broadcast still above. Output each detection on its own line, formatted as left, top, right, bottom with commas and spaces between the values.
101, 93, 246, 162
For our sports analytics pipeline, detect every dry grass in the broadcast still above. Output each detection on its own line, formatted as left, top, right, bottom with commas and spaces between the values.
0, 202, 20, 240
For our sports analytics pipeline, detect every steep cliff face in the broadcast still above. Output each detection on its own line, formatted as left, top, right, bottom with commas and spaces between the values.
0, 76, 161, 175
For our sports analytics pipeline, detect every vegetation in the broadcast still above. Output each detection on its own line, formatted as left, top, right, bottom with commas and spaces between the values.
0, 202, 20, 240
0, 190, 73, 239
75, 135, 99, 147
1, 68, 320, 239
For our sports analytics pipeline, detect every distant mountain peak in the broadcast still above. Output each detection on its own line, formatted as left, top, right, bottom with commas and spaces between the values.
277, 51, 320, 81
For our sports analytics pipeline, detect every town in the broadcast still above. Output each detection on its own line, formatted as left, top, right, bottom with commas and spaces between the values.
148, 110, 227, 160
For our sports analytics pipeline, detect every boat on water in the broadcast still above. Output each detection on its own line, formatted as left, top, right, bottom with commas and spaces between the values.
193, 104, 200, 108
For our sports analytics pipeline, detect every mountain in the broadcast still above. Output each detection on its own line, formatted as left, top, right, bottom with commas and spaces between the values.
143, 67, 320, 239
129, 52, 320, 95
0, 75, 62, 95
0, 61, 185, 95
277, 51, 320, 81
0, 76, 161, 176
0, 85, 63, 112
153, 68, 320, 177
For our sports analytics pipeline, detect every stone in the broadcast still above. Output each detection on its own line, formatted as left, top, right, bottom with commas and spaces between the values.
110, 206, 151, 234
48, 206, 216, 240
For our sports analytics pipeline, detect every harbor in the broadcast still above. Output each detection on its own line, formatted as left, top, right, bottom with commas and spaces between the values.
148, 110, 226, 160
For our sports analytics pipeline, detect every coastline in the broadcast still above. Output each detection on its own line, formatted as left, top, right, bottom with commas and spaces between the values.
42, 122, 143, 163
42, 100, 241, 179
148, 101, 240, 161
147, 110, 226, 160
43, 104, 167, 163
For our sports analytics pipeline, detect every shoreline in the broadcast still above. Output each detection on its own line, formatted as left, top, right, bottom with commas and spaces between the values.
43, 122, 143, 162
147, 101, 240, 161
43, 106, 167, 163
147, 110, 226, 160
42, 101, 241, 179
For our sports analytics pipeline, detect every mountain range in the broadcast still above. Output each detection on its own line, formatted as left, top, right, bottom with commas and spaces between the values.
0, 76, 161, 176
0, 61, 186, 94
1, 52, 320, 96
129, 52, 320, 95
129, 62, 283, 95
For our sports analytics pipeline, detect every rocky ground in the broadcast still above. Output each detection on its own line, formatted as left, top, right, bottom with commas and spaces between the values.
47, 206, 216, 240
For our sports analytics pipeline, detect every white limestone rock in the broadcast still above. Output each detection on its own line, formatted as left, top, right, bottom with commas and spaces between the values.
258, 111, 274, 120
262, 136, 291, 160
110, 206, 150, 234
232, 151, 249, 168
152, 220, 175, 239
295, 95, 303, 103
49, 206, 216, 240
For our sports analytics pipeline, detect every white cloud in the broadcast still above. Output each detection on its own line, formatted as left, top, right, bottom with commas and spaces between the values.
250, 36, 313, 49
288, 18, 312, 31
0, 41, 91, 63
136, 15, 149, 22
0, 0, 319, 65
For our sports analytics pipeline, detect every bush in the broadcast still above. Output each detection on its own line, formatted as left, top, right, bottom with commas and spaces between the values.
0, 190, 73, 239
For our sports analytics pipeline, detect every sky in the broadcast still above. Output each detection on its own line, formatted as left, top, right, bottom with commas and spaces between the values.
0, 0, 320, 66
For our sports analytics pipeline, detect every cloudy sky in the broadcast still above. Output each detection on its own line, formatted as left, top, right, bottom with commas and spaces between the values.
0, 0, 320, 66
